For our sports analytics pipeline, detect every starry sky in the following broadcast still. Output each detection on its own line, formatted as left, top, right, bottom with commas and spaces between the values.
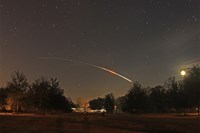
0, 0, 200, 100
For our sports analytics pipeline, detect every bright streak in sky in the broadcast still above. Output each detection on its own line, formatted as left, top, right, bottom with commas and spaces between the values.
39, 57, 133, 83
92, 65, 133, 83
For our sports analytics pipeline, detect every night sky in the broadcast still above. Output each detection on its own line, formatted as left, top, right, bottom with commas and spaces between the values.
0, 0, 200, 99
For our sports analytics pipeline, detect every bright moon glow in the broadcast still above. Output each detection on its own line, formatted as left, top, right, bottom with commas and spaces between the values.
180, 70, 186, 76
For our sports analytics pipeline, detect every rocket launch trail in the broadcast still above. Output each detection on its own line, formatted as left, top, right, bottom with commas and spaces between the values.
39, 57, 132, 83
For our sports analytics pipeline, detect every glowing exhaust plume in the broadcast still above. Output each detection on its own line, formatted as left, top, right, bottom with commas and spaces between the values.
89, 64, 133, 83
39, 57, 132, 83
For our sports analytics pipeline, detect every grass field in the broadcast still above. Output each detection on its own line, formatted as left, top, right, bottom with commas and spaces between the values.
0, 113, 199, 133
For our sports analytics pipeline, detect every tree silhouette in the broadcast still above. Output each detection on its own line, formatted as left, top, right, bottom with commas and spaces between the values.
6, 71, 29, 113
89, 97, 105, 110
124, 82, 147, 113
49, 78, 74, 112
104, 93, 114, 113
29, 78, 50, 113
164, 77, 186, 113
149, 85, 166, 112
116, 96, 126, 113
29, 77, 73, 113
184, 65, 200, 115
0, 87, 8, 111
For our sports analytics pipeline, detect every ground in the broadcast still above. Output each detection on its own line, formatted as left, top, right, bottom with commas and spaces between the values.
0, 113, 199, 133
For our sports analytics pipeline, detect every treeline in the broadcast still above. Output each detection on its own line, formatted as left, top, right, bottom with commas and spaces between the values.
88, 65, 200, 115
0, 65, 200, 115
0, 72, 74, 113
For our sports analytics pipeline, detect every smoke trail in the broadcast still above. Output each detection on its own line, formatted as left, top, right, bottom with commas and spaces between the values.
39, 57, 132, 83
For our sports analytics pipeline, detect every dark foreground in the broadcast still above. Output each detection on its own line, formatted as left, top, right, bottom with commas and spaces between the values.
0, 113, 199, 133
